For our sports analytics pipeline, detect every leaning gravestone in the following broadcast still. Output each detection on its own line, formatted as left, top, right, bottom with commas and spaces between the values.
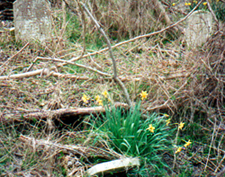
13, 0, 52, 43
186, 10, 213, 48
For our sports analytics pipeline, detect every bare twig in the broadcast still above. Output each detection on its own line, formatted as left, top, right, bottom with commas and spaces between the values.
80, 2, 132, 106
33, 57, 111, 77
79, 2, 117, 78
0, 68, 50, 80
204, 119, 217, 171
206, 0, 219, 25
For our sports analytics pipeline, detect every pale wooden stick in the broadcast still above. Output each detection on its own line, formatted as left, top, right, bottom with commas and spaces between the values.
0, 68, 50, 80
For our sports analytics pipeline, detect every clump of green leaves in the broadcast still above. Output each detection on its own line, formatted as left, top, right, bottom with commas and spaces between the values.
91, 103, 174, 174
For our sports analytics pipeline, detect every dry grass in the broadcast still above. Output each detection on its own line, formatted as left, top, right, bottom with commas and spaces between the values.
0, 2, 225, 176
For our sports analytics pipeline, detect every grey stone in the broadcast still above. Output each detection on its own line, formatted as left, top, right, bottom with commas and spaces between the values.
13, 0, 52, 43
186, 10, 213, 48
86, 157, 140, 176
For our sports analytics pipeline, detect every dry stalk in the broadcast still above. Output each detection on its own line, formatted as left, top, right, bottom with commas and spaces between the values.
38, 57, 111, 77
206, 0, 219, 25
204, 119, 217, 172
80, 2, 132, 106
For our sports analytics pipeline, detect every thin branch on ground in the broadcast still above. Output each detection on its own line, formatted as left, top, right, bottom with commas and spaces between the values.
26, 56, 111, 77
0, 68, 51, 80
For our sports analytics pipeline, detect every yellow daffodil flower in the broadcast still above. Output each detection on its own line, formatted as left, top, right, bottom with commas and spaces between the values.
175, 147, 182, 154
95, 95, 103, 106
82, 94, 89, 103
140, 91, 148, 100
185, 2, 191, 5
95, 95, 101, 101
184, 140, 192, 148
102, 90, 108, 98
203, 2, 207, 5
166, 119, 171, 126
146, 124, 155, 133
97, 99, 103, 106
178, 122, 185, 130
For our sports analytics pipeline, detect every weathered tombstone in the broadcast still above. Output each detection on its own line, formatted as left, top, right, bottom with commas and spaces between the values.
13, 0, 52, 43
186, 10, 213, 48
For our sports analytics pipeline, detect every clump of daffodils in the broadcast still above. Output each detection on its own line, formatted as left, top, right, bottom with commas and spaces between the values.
81, 90, 111, 107
95, 90, 111, 106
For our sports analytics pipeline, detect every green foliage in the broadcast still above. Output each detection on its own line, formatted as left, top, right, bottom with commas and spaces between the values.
211, 1, 225, 21
91, 103, 174, 174
64, 11, 105, 49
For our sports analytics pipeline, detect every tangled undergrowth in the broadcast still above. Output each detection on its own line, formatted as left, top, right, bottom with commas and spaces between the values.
0, 1, 225, 176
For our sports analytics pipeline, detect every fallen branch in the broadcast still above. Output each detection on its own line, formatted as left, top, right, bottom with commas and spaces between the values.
1, 102, 129, 123
0, 68, 191, 81
0, 68, 50, 80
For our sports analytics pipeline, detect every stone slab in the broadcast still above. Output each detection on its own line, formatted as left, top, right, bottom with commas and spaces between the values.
186, 10, 213, 48
13, 0, 52, 43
